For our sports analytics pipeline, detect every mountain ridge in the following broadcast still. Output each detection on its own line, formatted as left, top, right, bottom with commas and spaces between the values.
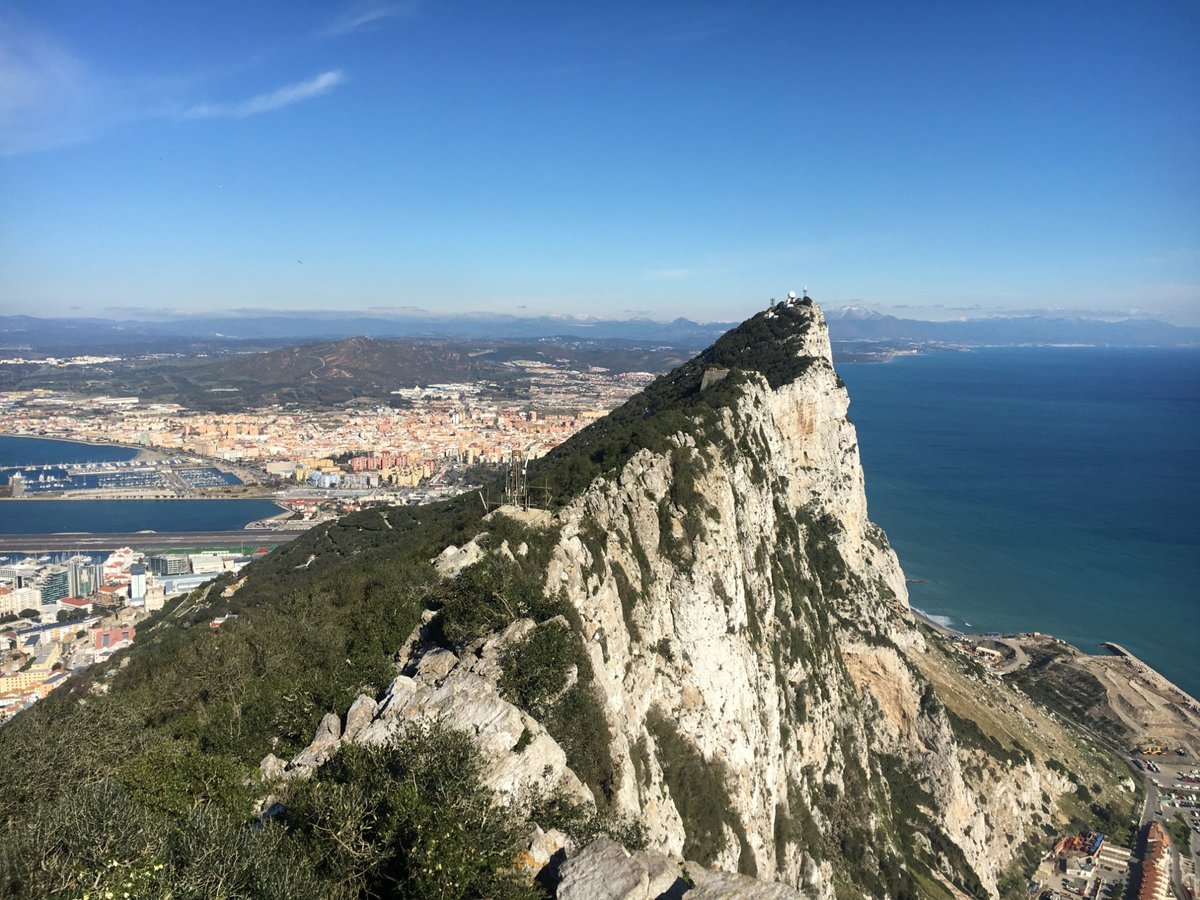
3, 305, 1198, 353
0, 298, 1136, 899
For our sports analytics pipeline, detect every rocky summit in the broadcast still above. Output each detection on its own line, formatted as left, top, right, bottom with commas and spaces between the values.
0, 299, 1134, 899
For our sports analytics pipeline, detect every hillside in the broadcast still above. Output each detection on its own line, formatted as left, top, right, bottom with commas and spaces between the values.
0, 299, 1135, 899
0, 336, 692, 411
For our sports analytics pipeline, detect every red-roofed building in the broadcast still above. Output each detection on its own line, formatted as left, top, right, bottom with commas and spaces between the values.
1137, 822, 1171, 900
58, 596, 94, 615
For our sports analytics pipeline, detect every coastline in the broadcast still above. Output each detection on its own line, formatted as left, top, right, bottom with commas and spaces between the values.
911, 605, 960, 637
911, 606, 1200, 749
1101, 641, 1200, 715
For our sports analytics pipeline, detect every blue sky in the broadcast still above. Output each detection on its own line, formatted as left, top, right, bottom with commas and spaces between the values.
1, 1, 1198, 324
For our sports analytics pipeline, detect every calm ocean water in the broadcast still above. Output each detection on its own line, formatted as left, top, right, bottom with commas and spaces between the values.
0, 499, 285, 535
839, 346, 1200, 699
0, 435, 281, 535
0, 434, 137, 466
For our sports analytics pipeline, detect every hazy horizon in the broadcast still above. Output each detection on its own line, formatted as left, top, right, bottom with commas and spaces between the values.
4, 302, 1198, 329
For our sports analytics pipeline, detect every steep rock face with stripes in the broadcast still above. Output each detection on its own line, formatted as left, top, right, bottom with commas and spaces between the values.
532, 300, 1045, 898
328, 300, 1071, 898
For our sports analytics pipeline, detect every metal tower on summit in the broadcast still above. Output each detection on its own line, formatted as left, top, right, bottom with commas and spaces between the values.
770, 288, 810, 308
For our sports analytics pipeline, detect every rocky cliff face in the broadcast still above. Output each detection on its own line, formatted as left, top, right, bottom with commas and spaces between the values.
536, 300, 1049, 897
278, 300, 1078, 898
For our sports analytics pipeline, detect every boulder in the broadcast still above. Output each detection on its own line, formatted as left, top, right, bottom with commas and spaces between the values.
556, 839, 809, 900
259, 753, 286, 782
556, 837, 654, 900
289, 711, 343, 769
343, 694, 378, 743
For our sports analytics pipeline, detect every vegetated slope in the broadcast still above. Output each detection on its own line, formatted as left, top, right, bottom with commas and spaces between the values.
1, 336, 691, 411
191, 336, 492, 387
0, 300, 1135, 899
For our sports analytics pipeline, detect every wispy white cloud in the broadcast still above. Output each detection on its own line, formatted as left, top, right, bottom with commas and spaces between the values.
0, 12, 110, 155
656, 11, 737, 44
322, 2, 418, 37
184, 70, 346, 119
0, 12, 350, 154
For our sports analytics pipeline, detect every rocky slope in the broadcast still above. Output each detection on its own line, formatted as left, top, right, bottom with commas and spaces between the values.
276, 298, 1109, 898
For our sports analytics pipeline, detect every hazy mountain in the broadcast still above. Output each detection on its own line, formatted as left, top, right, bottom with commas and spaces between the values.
0, 313, 734, 353
4, 306, 1195, 359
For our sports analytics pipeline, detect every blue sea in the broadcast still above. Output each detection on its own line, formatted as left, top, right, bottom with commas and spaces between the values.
0, 435, 281, 536
0, 499, 285, 535
0, 434, 137, 466
839, 347, 1200, 699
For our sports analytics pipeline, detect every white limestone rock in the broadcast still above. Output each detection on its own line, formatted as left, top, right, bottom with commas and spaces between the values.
289, 711, 342, 770
434, 536, 486, 577
342, 693, 378, 743
555, 838, 811, 900
259, 753, 286, 782
355, 626, 594, 808
555, 838, 655, 900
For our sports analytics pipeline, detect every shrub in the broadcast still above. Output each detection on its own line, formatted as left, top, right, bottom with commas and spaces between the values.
1, 781, 323, 900
943, 707, 1028, 766
432, 555, 561, 649
546, 682, 617, 805
500, 620, 580, 720
284, 726, 540, 899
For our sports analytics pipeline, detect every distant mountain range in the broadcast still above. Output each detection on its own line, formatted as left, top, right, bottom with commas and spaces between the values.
0, 313, 733, 353
1, 306, 1197, 353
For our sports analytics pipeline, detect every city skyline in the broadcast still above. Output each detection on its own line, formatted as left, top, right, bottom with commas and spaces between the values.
2, 1, 1198, 324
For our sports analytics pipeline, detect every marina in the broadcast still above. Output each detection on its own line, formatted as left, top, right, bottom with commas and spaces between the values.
2, 458, 242, 497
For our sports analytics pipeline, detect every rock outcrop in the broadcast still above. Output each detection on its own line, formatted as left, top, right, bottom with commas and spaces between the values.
279, 616, 593, 807
273, 299, 1081, 897
556, 837, 808, 900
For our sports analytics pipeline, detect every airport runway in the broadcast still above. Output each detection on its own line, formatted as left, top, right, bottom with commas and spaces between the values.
0, 530, 304, 552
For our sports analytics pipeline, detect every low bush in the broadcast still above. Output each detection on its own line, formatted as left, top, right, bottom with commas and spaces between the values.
284, 726, 539, 899
500, 620, 582, 720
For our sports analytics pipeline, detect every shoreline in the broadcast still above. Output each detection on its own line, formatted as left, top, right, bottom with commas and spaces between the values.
1, 433, 269, 500
1101, 641, 1200, 715
910, 606, 1200, 732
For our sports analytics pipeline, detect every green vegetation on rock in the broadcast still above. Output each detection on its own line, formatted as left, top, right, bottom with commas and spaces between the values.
645, 707, 754, 873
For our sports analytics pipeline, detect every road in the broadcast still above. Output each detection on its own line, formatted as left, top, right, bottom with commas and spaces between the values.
0, 530, 303, 552
1142, 776, 1160, 827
